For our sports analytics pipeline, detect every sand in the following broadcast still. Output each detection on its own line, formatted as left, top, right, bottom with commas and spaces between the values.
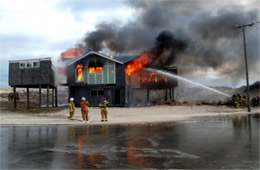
0, 105, 259, 126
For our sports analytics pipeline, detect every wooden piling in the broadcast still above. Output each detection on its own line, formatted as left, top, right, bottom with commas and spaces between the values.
147, 89, 150, 102
39, 85, 41, 108
172, 88, 174, 100
55, 87, 58, 107
27, 87, 29, 109
13, 86, 16, 108
169, 88, 172, 100
47, 85, 49, 108
52, 87, 54, 107
165, 89, 168, 101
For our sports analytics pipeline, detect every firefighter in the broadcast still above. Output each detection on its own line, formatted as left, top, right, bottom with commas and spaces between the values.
99, 97, 109, 122
80, 97, 90, 123
68, 98, 75, 120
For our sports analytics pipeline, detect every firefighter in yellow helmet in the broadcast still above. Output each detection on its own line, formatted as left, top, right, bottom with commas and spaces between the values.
68, 97, 75, 120
99, 97, 109, 122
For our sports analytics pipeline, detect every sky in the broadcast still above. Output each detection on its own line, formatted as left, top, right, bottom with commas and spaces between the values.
0, 0, 259, 88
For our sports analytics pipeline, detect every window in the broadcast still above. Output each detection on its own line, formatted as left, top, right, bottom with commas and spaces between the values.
97, 90, 104, 96
19, 60, 40, 69
27, 63, 32, 68
19, 63, 25, 68
96, 67, 103, 74
86, 59, 115, 85
90, 89, 104, 96
88, 67, 95, 74
76, 64, 83, 81
90, 90, 97, 96
88, 67, 103, 74
108, 66, 115, 83
33, 62, 39, 68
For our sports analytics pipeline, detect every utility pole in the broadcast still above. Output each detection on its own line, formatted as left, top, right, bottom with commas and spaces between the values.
235, 22, 254, 112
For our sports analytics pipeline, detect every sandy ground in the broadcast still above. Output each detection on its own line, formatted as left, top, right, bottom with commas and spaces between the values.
0, 105, 259, 126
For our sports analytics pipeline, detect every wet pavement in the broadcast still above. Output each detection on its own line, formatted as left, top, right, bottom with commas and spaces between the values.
1, 114, 259, 169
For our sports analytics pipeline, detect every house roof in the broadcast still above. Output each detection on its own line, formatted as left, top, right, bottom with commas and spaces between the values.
9, 57, 52, 63
66, 51, 124, 67
113, 55, 137, 64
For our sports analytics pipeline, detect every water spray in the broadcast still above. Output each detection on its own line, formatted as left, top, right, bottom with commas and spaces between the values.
146, 68, 231, 98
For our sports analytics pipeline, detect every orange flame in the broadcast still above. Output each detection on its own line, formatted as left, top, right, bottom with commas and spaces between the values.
139, 71, 168, 84
126, 51, 157, 76
88, 67, 95, 74
58, 48, 83, 74
96, 67, 103, 74
61, 48, 82, 60
76, 64, 83, 81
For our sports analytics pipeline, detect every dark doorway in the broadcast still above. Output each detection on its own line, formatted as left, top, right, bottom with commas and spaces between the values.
114, 89, 120, 105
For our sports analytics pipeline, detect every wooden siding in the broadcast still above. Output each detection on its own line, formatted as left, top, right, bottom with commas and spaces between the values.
9, 60, 55, 87
67, 53, 126, 106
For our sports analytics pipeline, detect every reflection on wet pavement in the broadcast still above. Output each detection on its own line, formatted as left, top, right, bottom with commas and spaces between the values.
1, 114, 259, 169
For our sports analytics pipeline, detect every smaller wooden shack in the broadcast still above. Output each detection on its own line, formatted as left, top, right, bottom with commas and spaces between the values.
9, 58, 57, 108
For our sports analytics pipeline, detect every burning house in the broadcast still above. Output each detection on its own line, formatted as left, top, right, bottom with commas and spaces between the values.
66, 51, 178, 107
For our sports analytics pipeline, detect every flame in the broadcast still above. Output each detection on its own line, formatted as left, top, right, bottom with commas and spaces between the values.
96, 67, 103, 74
61, 48, 82, 60
88, 67, 95, 74
58, 48, 83, 74
126, 51, 157, 76
88, 67, 103, 74
76, 64, 83, 81
139, 70, 168, 84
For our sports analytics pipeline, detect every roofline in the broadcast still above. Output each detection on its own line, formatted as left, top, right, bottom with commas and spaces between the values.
9, 57, 52, 63
124, 55, 140, 64
66, 51, 124, 67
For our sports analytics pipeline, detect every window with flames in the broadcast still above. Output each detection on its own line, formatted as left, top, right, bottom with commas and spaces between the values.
88, 67, 103, 74
87, 60, 115, 84
76, 64, 83, 81
75, 59, 115, 84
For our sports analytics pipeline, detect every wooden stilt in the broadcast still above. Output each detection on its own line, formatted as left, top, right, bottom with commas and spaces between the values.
52, 87, 54, 107
169, 88, 172, 100
47, 85, 49, 108
27, 87, 29, 109
130, 88, 133, 104
39, 85, 41, 108
55, 87, 58, 107
172, 88, 174, 100
165, 89, 168, 101
147, 89, 150, 102
13, 86, 16, 108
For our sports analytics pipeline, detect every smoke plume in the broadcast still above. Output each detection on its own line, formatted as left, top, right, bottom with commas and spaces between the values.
75, 0, 259, 85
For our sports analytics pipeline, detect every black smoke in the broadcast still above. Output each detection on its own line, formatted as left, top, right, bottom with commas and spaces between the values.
75, 0, 259, 85
149, 30, 188, 69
